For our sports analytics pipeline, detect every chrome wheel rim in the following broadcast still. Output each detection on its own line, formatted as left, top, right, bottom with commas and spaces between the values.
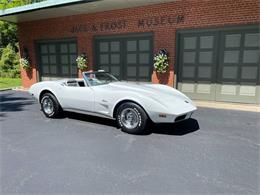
42, 97, 54, 115
120, 108, 139, 129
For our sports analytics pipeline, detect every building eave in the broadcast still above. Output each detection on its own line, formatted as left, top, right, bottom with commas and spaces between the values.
0, 0, 176, 23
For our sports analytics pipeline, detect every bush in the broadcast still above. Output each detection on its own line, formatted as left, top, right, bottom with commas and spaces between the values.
0, 44, 20, 78
76, 54, 88, 70
154, 49, 169, 73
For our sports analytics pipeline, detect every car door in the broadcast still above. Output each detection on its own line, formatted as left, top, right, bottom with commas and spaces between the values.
91, 85, 114, 117
60, 85, 94, 112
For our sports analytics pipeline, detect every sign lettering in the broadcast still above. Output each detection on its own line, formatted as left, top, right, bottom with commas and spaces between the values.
138, 15, 184, 28
70, 15, 184, 33
71, 20, 127, 33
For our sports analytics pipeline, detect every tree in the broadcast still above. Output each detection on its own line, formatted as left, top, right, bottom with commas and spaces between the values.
0, 20, 17, 49
0, 0, 46, 77
0, 0, 41, 9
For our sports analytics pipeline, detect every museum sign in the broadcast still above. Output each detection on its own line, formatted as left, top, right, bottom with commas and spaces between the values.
71, 15, 184, 33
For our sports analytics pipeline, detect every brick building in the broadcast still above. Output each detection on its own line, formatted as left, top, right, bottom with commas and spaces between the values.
0, 0, 259, 103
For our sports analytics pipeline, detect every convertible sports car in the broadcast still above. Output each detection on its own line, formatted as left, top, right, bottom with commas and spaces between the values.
29, 71, 197, 134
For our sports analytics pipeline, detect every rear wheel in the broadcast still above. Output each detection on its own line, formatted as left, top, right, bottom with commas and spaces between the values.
116, 102, 148, 134
40, 93, 62, 118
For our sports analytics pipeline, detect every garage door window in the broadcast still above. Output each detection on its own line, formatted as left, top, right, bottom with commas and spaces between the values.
95, 34, 153, 81
38, 40, 77, 80
98, 41, 121, 78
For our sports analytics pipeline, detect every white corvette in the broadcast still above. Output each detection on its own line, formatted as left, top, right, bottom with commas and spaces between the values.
29, 71, 197, 134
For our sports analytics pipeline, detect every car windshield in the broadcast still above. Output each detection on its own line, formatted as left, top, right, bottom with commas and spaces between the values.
83, 72, 119, 86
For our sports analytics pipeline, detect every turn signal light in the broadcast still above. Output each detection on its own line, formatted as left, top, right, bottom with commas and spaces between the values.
159, 114, 167, 118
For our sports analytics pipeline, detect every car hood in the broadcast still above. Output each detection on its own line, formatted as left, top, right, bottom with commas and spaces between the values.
107, 81, 194, 106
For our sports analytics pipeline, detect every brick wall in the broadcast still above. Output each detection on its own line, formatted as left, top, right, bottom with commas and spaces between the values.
18, 0, 260, 88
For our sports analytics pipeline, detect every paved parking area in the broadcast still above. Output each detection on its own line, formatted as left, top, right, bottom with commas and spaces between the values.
0, 90, 259, 194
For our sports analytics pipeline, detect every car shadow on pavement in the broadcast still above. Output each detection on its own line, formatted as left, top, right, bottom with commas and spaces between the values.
65, 111, 199, 136
150, 118, 200, 136
65, 112, 118, 127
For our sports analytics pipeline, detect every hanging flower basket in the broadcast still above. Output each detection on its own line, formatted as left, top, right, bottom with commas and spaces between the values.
153, 49, 169, 73
20, 57, 31, 71
76, 54, 88, 71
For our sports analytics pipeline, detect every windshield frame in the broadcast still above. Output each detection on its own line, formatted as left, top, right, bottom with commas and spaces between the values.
83, 71, 119, 87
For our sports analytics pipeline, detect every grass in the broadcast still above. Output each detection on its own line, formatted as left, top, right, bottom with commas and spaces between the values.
0, 77, 21, 89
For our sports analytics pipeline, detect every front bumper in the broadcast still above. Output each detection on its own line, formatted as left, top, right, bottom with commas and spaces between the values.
174, 112, 193, 122
149, 108, 196, 123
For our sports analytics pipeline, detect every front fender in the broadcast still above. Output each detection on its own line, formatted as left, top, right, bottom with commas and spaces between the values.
111, 94, 169, 121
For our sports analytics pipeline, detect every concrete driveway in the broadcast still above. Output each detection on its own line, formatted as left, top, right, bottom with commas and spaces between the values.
0, 90, 259, 194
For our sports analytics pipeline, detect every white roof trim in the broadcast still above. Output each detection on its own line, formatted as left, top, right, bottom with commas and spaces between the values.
0, 0, 176, 23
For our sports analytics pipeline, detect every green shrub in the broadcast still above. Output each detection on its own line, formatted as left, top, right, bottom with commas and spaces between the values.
0, 44, 20, 78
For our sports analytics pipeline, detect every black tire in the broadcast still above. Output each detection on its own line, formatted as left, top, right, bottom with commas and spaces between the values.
40, 93, 62, 118
116, 102, 149, 134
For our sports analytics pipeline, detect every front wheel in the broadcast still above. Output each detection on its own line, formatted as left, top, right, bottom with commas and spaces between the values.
116, 102, 149, 134
40, 93, 62, 118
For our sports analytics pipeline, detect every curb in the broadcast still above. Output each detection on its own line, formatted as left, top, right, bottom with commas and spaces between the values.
13, 87, 29, 92
195, 100, 260, 113
0, 87, 28, 92
0, 88, 12, 92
